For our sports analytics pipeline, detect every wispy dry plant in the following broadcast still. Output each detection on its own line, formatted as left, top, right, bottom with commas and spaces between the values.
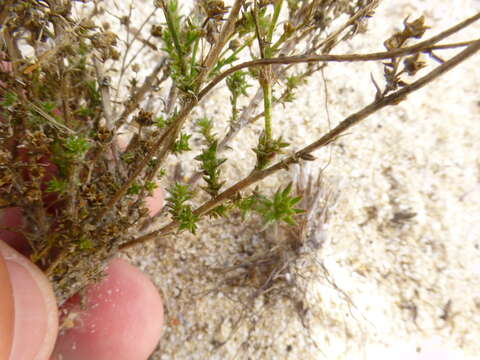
0, 0, 479, 321
189, 165, 340, 355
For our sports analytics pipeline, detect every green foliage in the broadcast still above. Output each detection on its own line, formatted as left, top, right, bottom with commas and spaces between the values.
64, 135, 90, 157
0, 91, 18, 108
122, 151, 135, 164
49, 142, 69, 177
166, 183, 194, 211
227, 71, 250, 99
253, 133, 289, 170
145, 181, 158, 193
127, 182, 142, 195
208, 204, 230, 219
176, 206, 197, 233
160, 0, 203, 93
128, 181, 157, 195
236, 194, 257, 219
76, 106, 94, 117
48, 136, 90, 177
172, 132, 191, 154
5, 0, 467, 311
281, 74, 306, 103
256, 182, 304, 226
46, 178, 67, 195
166, 183, 198, 234
154, 115, 167, 128
210, 52, 240, 77
157, 168, 167, 179
78, 235, 94, 250
235, 183, 304, 226
194, 140, 226, 196
237, 6, 269, 38
195, 117, 226, 197
226, 71, 250, 123
41, 101, 57, 114
287, 0, 300, 13
196, 117, 216, 144
85, 80, 101, 107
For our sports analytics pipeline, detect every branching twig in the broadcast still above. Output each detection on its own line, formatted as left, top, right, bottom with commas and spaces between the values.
111, 12, 480, 230
195, 0, 245, 87
200, 10, 480, 98
121, 38, 480, 249
114, 58, 168, 131
93, 57, 114, 129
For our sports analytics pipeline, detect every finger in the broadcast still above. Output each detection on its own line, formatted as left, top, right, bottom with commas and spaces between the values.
145, 185, 165, 217
52, 258, 163, 360
0, 247, 14, 360
0, 207, 28, 253
0, 240, 58, 360
0, 59, 13, 73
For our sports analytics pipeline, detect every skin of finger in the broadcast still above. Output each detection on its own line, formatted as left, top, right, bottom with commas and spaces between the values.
0, 252, 14, 360
0, 207, 27, 252
146, 186, 165, 217
117, 134, 165, 217
52, 258, 164, 360
0, 241, 58, 360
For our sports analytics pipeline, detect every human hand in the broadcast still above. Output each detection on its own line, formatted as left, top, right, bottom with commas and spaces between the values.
1, 52, 165, 359
0, 187, 165, 360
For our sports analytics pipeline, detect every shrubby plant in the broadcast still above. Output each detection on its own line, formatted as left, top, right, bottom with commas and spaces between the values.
0, 0, 479, 311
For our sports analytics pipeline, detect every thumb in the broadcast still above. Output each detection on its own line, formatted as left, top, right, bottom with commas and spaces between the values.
0, 241, 58, 360
0, 245, 14, 359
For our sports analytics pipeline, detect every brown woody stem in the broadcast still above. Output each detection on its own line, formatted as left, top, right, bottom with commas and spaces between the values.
121, 38, 480, 250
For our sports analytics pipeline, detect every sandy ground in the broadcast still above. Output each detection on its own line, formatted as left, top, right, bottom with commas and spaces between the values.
81, 0, 480, 359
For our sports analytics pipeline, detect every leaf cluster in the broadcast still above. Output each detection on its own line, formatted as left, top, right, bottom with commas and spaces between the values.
166, 183, 198, 233
236, 182, 304, 227
159, 0, 203, 93
253, 132, 289, 170
226, 71, 250, 123
172, 132, 192, 154
195, 117, 226, 197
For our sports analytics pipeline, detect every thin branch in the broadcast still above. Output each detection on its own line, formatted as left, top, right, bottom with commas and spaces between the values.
178, 20, 480, 188
93, 57, 114, 129
115, 0, 246, 217
159, 0, 187, 74
121, 38, 480, 249
194, 0, 245, 87
114, 11, 480, 233
114, 58, 167, 131
0, 0, 13, 25
199, 11, 480, 98
429, 39, 480, 50
113, 1, 134, 102
302, 0, 380, 55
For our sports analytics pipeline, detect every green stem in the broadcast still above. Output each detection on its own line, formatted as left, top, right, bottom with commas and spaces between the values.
190, 37, 200, 78
121, 36, 480, 251
261, 77, 273, 142
266, 0, 283, 57
261, 1, 283, 143
161, 0, 187, 75
212, 42, 249, 75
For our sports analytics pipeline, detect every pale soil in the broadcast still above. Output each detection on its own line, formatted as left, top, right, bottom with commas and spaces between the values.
82, 0, 480, 359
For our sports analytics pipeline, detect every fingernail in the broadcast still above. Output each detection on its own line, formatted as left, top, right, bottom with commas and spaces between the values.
0, 241, 58, 360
